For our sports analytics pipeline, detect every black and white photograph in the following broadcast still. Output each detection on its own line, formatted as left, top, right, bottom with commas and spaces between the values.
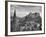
6, 1, 45, 35
11, 4, 42, 32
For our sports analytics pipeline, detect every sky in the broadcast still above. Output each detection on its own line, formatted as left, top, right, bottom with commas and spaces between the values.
10, 5, 42, 17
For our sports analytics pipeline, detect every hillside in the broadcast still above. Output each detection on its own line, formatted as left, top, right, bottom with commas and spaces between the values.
11, 12, 42, 32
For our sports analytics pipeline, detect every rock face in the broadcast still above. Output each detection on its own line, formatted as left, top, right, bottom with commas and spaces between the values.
11, 12, 42, 32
